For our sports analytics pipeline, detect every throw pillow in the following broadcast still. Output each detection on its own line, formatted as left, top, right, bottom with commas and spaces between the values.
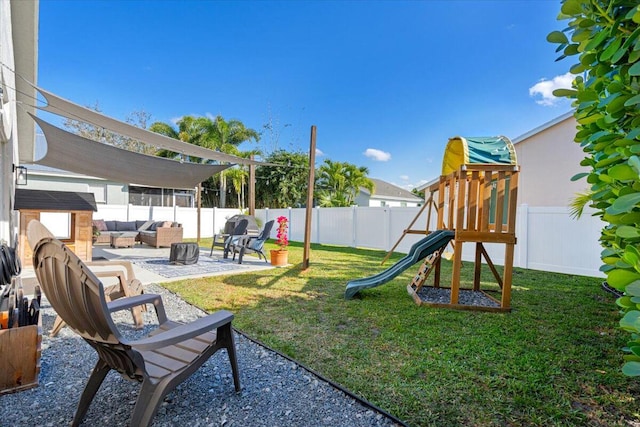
92, 219, 108, 231
105, 220, 116, 231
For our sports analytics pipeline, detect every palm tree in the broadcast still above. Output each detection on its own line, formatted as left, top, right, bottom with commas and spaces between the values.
149, 116, 210, 161
316, 159, 375, 207
202, 115, 260, 208
149, 115, 260, 208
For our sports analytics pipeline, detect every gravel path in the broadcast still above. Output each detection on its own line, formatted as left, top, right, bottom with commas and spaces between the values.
0, 284, 404, 427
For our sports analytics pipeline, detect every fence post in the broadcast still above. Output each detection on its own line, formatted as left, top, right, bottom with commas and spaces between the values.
351, 206, 357, 248
385, 208, 391, 251
315, 207, 321, 244
517, 204, 528, 269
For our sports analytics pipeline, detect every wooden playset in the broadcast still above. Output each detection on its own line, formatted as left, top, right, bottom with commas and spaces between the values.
395, 136, 520, 312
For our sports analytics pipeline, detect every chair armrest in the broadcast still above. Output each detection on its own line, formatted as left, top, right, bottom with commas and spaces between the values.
107, 293, 167, 323
87, 260, 136, 281
94, 270, 127, 295
129, 310, 234, 350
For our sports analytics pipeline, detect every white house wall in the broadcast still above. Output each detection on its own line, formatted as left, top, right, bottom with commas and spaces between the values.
514, 116, 589, 207
25, 173, 129, 204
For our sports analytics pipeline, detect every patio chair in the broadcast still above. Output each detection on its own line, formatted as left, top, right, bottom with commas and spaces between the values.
29, 221, 241, 427
231, 220, 275, 264
222, 219, 249, 259
26, 220, 145, 336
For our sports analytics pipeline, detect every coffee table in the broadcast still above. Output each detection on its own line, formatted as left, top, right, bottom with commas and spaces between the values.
110, 233, 136, 248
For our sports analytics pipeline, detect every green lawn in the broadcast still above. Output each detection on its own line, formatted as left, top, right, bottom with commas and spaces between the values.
168, 240, 640, 426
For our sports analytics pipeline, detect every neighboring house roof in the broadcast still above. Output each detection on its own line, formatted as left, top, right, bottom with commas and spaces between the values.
362, 178, 423, 202
15, 189, 98, 211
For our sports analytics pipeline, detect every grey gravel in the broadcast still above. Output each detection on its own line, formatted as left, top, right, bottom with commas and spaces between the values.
415, 286, 500, 308
0, 283, 403, 427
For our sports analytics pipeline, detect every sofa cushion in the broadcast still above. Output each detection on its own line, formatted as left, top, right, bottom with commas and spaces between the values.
149, 221, 161, 231
137, 220, 155, 231
104, 220, 117, 231
115, 221, 137, 231
93, 219, 108, 232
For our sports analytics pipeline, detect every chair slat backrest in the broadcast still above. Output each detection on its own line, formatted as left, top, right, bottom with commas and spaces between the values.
258, 220, 275, 241
251, 220, 275, 250
233, 219, 249, 236
32, 236, 121, 344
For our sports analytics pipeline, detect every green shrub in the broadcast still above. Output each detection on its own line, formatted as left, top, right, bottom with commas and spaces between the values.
549, 0, 640, 376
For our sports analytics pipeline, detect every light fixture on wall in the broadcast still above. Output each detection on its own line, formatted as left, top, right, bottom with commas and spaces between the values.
14, 165, 27, 185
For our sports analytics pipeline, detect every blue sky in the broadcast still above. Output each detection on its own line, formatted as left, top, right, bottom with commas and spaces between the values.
37, 0, 573, 190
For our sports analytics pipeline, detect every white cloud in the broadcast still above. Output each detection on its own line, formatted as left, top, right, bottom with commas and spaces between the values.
400, 175, 409, 181
529, 72, 574, 106
170, 116, 182, 125
364, 148, 391, 162
315, 148, 324, 157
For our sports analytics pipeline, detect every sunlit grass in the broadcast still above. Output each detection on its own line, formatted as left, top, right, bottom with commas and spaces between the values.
169, 240, 639, 426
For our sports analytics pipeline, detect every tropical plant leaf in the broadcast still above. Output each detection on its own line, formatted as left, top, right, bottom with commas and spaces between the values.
547, 30, 569, 44
607, 193, 640, 214
620, 310, 640, 331
627, 281, 640, 296
623, 361, 640, 377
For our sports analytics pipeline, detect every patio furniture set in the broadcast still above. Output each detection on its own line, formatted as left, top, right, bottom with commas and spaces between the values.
93, 219, 184, 248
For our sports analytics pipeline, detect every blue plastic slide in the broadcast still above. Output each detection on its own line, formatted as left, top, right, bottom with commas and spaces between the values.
345, 230, 455, 299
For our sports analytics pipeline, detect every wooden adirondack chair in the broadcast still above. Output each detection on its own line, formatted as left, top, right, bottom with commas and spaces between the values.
29, 221, 241, 427
25, 219, 145, 336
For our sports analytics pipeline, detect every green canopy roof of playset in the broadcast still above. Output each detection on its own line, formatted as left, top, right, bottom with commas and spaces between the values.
441, 136, 517, 175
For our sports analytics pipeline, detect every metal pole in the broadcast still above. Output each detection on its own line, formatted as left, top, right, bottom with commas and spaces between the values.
303, 125, 316, 270
196, 182, 201, 244
249, 154, 256, 216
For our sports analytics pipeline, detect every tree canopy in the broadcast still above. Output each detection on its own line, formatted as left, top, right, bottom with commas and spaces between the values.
149, 115, 260, 208
315, 159, 375, 207
255, 150, 309, 208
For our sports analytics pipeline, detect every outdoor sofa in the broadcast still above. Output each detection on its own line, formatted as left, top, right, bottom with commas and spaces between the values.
93, 219, 183, 248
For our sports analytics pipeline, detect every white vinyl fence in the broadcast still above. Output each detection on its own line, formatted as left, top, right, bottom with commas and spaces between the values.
95, 204, 605, 278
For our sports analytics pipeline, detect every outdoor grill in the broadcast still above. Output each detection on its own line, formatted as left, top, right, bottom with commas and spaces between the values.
222, 215, 260, 235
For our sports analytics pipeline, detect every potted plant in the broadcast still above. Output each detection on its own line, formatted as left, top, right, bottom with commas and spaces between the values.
270, 216, 289, 266
92, 225, 101, 244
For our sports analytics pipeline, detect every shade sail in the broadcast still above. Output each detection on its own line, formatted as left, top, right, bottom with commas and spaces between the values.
31, 114, 231, 189
34, 87, 272, 166
442, 136, 517, 175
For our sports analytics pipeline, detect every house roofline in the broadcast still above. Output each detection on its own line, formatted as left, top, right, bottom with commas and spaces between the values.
512, 110, 575, 144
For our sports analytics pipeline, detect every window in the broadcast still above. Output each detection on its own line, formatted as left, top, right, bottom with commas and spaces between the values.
88, 183, 106, 203
174, 192, 194, 207
40, 212, 71, 240
129, 186, 194, 207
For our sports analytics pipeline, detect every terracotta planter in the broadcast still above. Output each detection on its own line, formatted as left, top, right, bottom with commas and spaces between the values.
270, 249, 288, 266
